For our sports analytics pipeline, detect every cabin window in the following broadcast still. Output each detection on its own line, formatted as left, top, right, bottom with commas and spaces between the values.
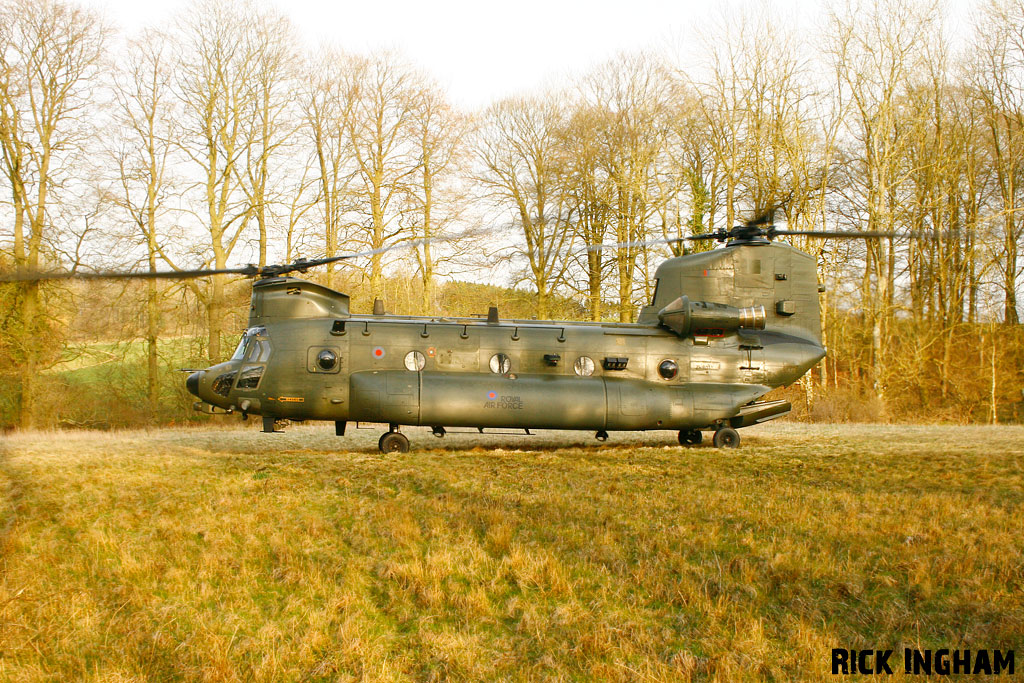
658, 359, 678, 380
489, 353, 511, 374
574, 356, 595, 377
404, 350, 426, 371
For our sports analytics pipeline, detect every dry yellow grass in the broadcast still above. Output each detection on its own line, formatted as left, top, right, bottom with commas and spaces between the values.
1, 423, 1022, 681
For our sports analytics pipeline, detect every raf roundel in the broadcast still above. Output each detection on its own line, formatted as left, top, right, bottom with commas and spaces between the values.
372, 346, 385, 359
486, 390, 497, 400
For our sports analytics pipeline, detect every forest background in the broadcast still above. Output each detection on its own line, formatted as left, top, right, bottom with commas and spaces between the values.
2, 0, 1024, 429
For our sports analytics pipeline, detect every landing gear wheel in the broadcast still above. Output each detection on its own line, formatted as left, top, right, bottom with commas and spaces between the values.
712, 427, 740, 449
679, 429, 703, 446
379, 432, 410, 453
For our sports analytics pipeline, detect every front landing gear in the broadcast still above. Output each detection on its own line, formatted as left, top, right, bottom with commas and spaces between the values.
712, 427, 740, 449
678, 429, 702, 446
378, 425, 410, 453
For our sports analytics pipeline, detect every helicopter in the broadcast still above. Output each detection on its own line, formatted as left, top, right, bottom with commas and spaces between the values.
3, 213, 892, 452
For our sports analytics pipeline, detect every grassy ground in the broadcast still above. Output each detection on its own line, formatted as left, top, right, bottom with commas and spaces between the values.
0, 423, 1022, 681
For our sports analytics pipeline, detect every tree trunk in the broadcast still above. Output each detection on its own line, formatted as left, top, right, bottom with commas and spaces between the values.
208, 273, 224, 362
17, 282, 39, 429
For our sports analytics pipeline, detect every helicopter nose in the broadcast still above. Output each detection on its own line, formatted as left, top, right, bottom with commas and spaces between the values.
186, 371, 203, 398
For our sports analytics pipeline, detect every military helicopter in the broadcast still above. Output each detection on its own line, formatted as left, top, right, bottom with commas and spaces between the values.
3, 213, 891, 452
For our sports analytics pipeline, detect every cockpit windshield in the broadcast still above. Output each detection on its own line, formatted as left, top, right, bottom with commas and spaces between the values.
230, 326, 269, 361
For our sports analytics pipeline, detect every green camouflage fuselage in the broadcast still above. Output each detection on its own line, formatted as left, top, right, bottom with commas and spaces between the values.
187, 241, 825, 433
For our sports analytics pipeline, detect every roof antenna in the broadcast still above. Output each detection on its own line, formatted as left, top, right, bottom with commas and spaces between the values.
373, 298, 384, 315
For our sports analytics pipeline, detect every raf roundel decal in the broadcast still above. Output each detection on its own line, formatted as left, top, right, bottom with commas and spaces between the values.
427, 346, 436, 357
372, 346, 385, 358
486, 390, 497, 400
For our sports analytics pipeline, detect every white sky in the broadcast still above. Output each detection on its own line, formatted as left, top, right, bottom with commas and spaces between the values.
82, 0, 829, 109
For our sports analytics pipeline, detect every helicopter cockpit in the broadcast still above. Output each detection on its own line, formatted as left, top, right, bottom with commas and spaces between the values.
186, 326, 273, 406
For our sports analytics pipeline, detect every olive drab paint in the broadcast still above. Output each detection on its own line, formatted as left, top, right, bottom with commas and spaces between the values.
186, 240, 826, 451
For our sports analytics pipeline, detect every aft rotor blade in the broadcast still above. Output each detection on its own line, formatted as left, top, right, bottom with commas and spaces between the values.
0, 265, 258, 283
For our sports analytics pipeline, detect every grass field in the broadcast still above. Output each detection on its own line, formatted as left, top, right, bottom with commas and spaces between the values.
1, 423, 1022, 681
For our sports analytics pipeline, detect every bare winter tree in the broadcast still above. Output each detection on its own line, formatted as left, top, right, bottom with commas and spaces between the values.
969, 0, 1024, 325
476, 96, 573, 318
0, 0, 107, 427
345, 52, 421, 299
301, 49, 358, 289
108, 29, 176, 416
825, 0, 937, 407
236, 9, 299, 269
581, 54, 680, 321
404, 77, 472, 311
173, 0, 258, 362
560, 101, 614, 320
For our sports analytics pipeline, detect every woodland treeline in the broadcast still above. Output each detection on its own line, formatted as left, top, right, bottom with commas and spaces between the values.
2, 0, 1024, 429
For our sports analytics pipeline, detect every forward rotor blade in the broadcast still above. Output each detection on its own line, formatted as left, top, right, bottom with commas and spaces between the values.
0, 265, 257, 283
0, 237, 441, 283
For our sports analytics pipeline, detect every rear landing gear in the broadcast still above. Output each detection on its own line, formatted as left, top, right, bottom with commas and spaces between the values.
595, 430, 609, 441
712, 427, 740, 449
378, 425, 410, 453
678, 429, 702, 446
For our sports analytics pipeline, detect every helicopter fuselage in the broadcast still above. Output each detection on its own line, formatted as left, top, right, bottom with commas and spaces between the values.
186, 241, 826, 445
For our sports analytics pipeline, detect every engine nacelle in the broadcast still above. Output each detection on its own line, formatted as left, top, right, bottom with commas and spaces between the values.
657, 296, 766, 338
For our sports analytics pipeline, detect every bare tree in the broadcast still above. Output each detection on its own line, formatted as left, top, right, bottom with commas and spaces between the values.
345, 52, 421, 299
404, 78, 472, 311
108, 29, 176, 416
173, 0, 258, 362
301, 49, 357, 289
0, 0, 107, 427
825, 0, 937, 406
582, 54, 679, 321
237, 10, 299, 269
560, 102, 614, 320
477, 96, 573, 318
970, 0, 1024, 325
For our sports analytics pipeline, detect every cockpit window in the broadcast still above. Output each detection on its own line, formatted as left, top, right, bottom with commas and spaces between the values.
230, 326, 269, 361
230, 338, 248, 361
651, 278, 660, 306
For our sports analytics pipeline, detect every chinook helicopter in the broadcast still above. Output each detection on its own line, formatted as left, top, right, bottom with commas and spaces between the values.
3, 213, 891, 452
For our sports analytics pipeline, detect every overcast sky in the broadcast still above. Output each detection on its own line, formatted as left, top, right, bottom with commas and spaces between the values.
81, 0, 982, 108
81, 0, 828, 108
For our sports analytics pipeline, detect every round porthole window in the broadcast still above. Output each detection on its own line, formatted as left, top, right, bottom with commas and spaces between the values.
404, 350, 426, 371
489, 353, 511, 374
574, 356, 595, 377
317, 349, 337, 370
658, 359, 678, 380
